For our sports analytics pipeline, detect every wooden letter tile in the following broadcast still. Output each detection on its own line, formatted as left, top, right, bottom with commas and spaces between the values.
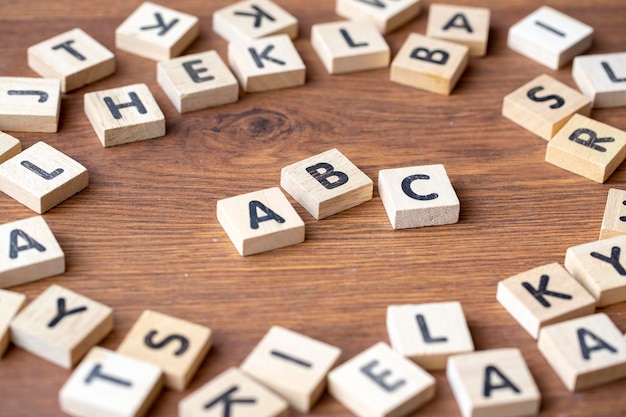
0, 131, 21, 164
447, 348, 541, 417
545, 113, 626, 183
115, 1, 199, 61
117, 309, 212, 391
386, 301, 474, 370
10, 284, 113, 368
157, 50, 239, 113
59, 347, 164, 417
538, 313, 626, 391
281, 148, 373, 220
0, 77, 60, 133
390, 33, 468, 95
507, 6, 593, 70
600, 188, 626, 239
426, 4, 490, 57
28, 28, 115, 92
328, 342, 435, 417
241, 325, 341, 412
84, 83, 166, 147
378, 164, 459, 229
573, 52, 626, 108
335, 0, 422, 34
0, 289, 26, 358
496, 263, 596, 339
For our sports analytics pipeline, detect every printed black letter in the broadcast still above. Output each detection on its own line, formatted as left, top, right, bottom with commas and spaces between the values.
534, 21, 566, 37
483, 365, 521, 397
306, 162, 349, 190
401, 174, 439, 201
602, 61, 626, 83
416, 314, 448, 343
590, 246, 626, 276
522, 274, 572, 307
410, 48, 449, 65
270, 350, 312, 368
578, 328, 618, 360
85, 364, 132, 387
104, 92, 147, 120
144, 330, 190, 356
140, 12, 179, 36
21, 160, 64, 180
48, 297, 88, 328
360, 360, 406, 392
340, 28, 368, 48
526, 86, 565, 109
9, 229, 46, 259
51, 40, 86, 61
568, 128, 614, 153
7, 90, 48, 103
249, 200, 285, 230
233, 5, 275, 28
248, 45, 285, 68
442, 13, 473, 33
182, 60, 215, 83
204, 386, 256, 417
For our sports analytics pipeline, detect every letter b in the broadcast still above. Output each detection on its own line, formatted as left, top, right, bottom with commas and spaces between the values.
306, 162, 349, 190
410, 47, 449, 65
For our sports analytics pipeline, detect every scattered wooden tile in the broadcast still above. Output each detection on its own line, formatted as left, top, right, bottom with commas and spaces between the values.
0, 77, 61, 133
545, 113, 626, 183
0, 131, 21, 164
84, 83, 166, 147
496, 263, 596, 339
0, 141, 88, 214
600, 189, 626, 240
386, 301, 474, 371
507, 6, 593, 70
447, 348, 541, 417
28, 28, 115, 93
502, 74, 591, 141
390, 33, 469, 95
115, 1, 199, 61
241, 325, 341, 412
59, 346, 164, 417
573, 52, 626, 108
0, 289, 26, 358
426, 4, 490, 57
335, 0, 422, 34
10, 284, 113, 368
378, 164, 459, 229
538, 313, 626, 391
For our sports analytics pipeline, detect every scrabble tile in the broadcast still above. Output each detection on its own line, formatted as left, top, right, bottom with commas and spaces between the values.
502, 74, 592, 141
213, 0, 298, 44
447, 348, 541, 417
386, 301, 474, 370
240, 325, 341, 412
84, 83, 166, 147
564, 235, 626, 307
157, 50, 239, 113
336, 0, 422, 34
10, 284, 113, 368
311, 20, 390, 74
378, 164, 460, 229
0, 141, 88, 213
426, 4, 490, 57
117, 310, 212, 391
228, 34, 305, 93
59, 347, 164, 417
545, 114, 626, 183
0, 77, 60, 133
0, 289, 26, 358
179, 367, 288, 417
573, 52, 626, 108
538, 313, 626, 391
0, 216, 64, 289
217, 187, 305, 256
0, 131, 21, 164
496, 263, 596, 339
280, 148, 373, 220
390, 33, 468, 95
507, 6, 593, 70
600, 189, 626, 240
115, 1, 199, 61
328, 342, 435, 417
28, 28, 115, 92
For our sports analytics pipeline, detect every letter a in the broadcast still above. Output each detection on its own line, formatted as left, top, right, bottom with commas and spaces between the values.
9, 229, 46, 259
249, 200, 286, 230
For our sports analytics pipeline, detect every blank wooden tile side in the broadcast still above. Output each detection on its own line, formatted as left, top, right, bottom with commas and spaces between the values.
0, 132, 21, 164
600, 188, 626, 239
0, 77, 61, 133
0, 289, 26, 358
335, 0, 422, 34
426, 4, 490, 57
573, 52, 626, 108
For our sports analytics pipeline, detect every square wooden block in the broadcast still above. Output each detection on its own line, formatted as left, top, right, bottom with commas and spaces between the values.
280, 148, 373, 220
10, 284, 113, 368
496, 263, 596, 339
447, 348, 541, 417
390, 33, 468, 95
545, 113, 626, 183
0, 289, 26, 358
573, 52, 626, 108
328, 342, 435, 417
600, 188, 626, 240
0, 77, 61, 133
84, 83, 166, 147
180, 367, 288, 417
426, 4, 490, 57
59, 347, 164, 417
115, 1, 199, 61
228, 34, 305, 93
538, 313, 626, 391
241, 325, 341, 412
0, 215, 64, 289
28, 28, 115, 92
378, 164, 460, 229
213, 0, 298, 44
502, 74, 591, 141
336, 0, 422, 34
386, 301, 474, 370
0, 141, 89, 214
507, 6, 593, 70
0, 131, 21, 164
157, 50, 239, 113
117, 309, 212, 391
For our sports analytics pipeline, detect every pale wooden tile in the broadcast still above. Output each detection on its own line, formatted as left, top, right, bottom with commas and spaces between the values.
10, 284, 113, 368
157, 50, 239, 113
600, 189, 626, 240
0, 77, 60, 133
336, 0, 422, 34
117, 309, 212, 391
59, 347, 164, 417
386, 301, 474, 371
0, 289, 26, 358
0, 131, 21, 164
573, 52, 626, 108
545, 113, 626, 183
426, 4, 490, 57
241, 325, 341, 412
281, 148, 373, 220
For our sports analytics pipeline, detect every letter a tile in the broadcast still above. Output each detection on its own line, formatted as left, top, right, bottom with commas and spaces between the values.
336, 0, 422, 34
0, 131, 21, 164
0, 289, 26, 358
600, 188, 626, 240
0, 77, 61, 133
426, 4, 490, 57
573, 52, 626, 108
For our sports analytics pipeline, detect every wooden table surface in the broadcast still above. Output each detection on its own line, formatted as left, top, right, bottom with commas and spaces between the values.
1, 1, 626, 416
